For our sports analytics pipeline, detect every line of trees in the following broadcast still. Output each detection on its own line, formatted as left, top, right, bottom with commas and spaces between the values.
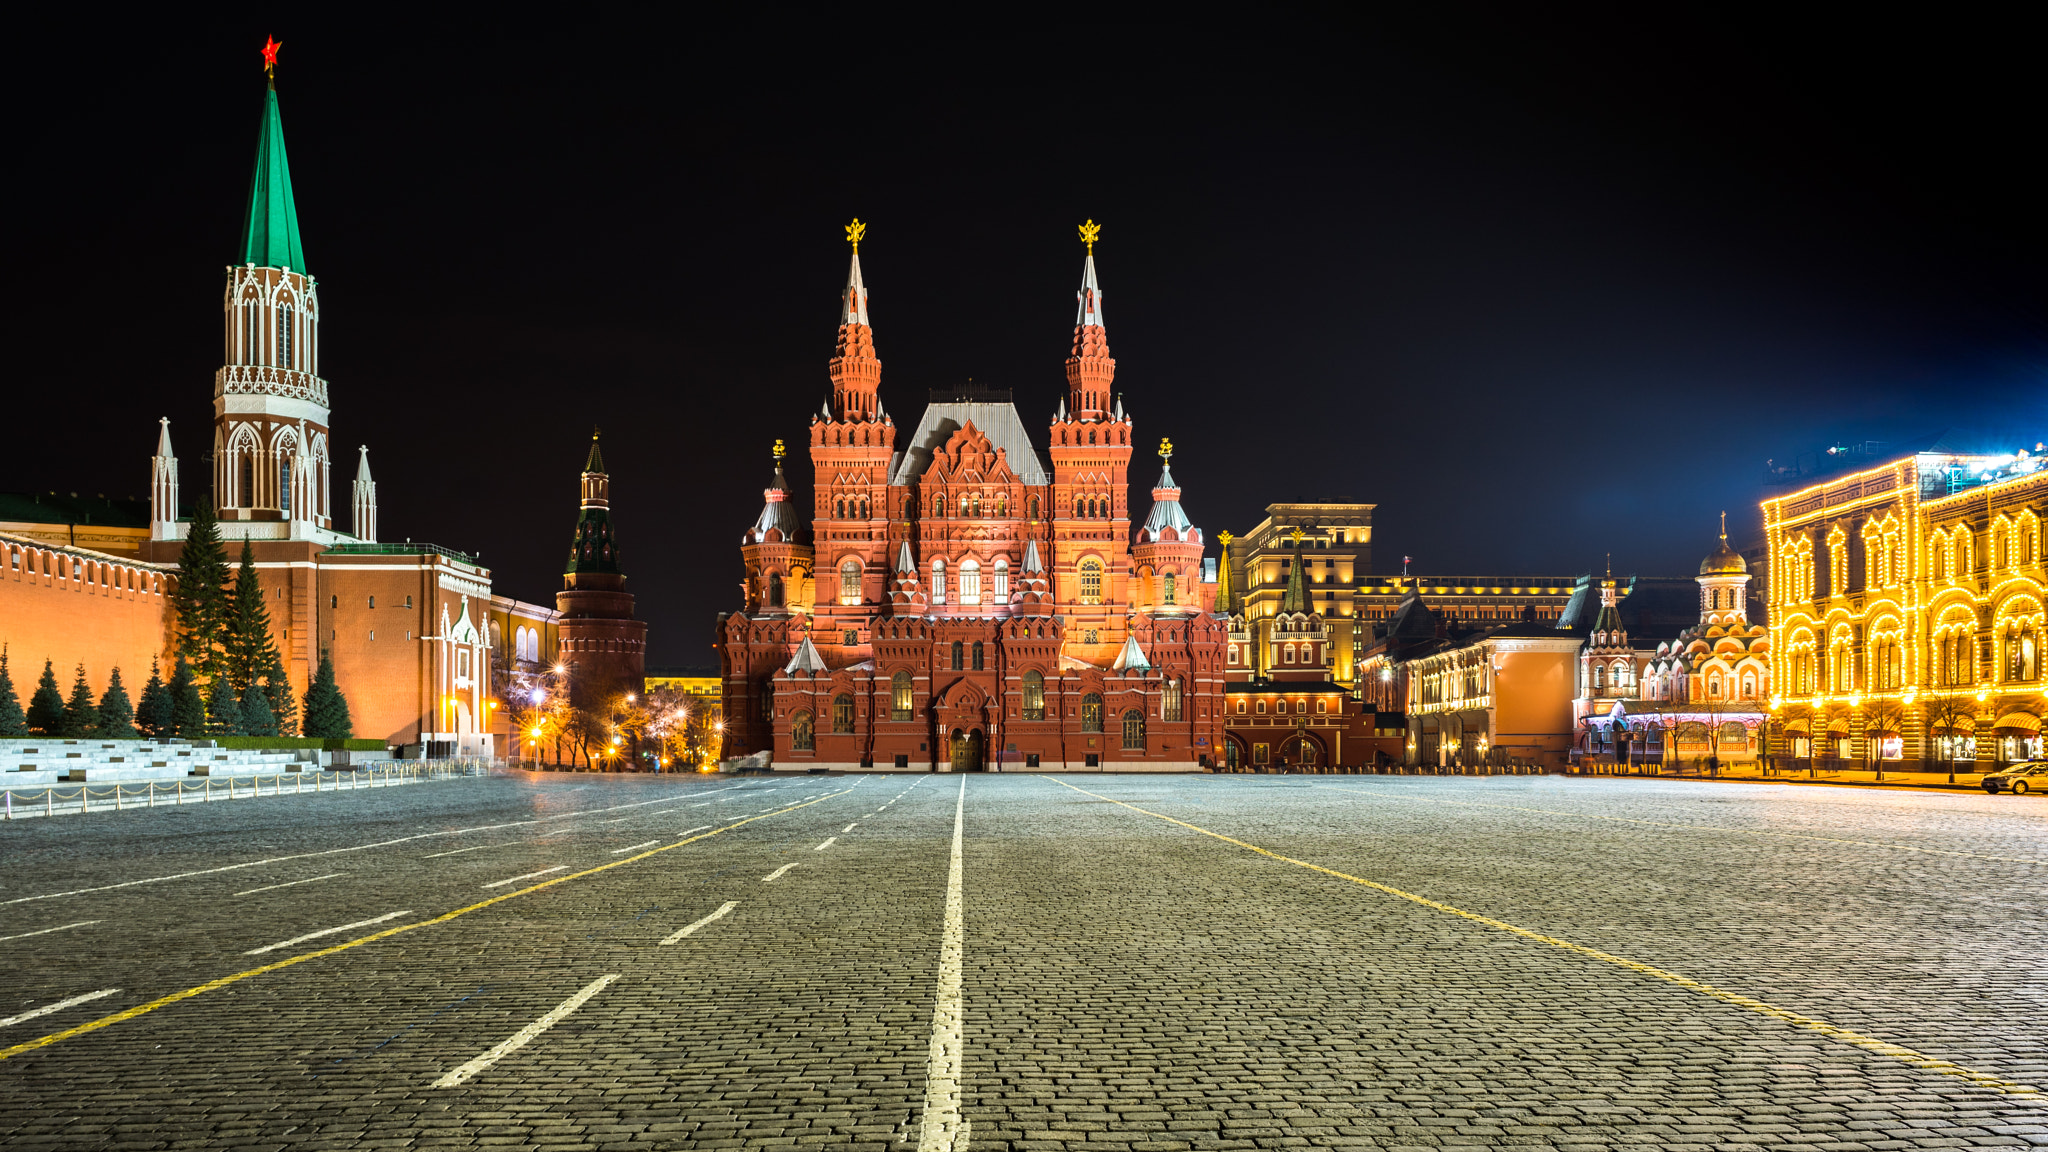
0, 498, 353, 741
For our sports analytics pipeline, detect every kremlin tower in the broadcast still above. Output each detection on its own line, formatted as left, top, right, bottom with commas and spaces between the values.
557, 432, 648, 706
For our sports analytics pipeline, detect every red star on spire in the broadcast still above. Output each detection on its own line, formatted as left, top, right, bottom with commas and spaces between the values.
261, 36, 282, 79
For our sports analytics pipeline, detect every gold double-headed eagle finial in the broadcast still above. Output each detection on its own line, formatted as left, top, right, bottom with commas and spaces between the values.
772, 439, 786, 462
845, 218, 866, 253
1218, 530, 1233, 547
1291, 527, 1306, 545
1158, 437, 1173, 461
1079, 219, 1101, 254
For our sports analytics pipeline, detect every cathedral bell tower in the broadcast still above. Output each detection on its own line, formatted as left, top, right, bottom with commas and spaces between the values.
1048, 221, 1135, 656
808, 220, 894, 656
209, 54, 334, 538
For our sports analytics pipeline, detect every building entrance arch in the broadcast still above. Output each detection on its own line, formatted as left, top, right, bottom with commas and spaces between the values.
1280, 731, 1324, 768
949, 727, 985, 772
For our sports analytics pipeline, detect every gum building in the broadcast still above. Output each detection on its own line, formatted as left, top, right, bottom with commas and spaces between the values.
716, 231, 1227, 771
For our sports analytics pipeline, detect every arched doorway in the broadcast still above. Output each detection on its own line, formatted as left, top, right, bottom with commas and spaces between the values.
1280, 732, 1323, 768
949, 728, 985, 772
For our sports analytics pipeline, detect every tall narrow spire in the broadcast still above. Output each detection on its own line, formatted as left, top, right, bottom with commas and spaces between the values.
569, 432, 623, 574
1281, 528, 1310, 614
580, 427, 609, 509
352, 445, 377, 543
829, 221, 882, 420
150, 418, 179, 541
239, 81, 306, 271
1065, 221, 1115, 421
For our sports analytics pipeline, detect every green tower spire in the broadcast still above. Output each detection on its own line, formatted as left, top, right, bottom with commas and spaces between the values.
239, 84, 307, 272
1281, 527, 1310, 614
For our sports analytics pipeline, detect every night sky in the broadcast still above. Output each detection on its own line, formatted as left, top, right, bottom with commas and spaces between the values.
13, 14, 2044, 666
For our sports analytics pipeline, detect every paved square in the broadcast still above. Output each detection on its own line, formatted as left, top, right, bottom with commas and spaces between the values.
1, 771, 2043, 1149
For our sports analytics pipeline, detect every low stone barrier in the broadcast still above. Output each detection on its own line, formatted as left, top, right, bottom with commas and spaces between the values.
1, 760, 491, 819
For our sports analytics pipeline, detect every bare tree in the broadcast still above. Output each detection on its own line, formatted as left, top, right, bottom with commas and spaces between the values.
1922, 692, 1978, 783
1862, 697, 1906, 780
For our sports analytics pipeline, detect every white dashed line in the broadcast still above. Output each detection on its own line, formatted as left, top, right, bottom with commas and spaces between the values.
916, 774, 969, 1152
482, 866, 568, 889
661, 901, 739, 944
0, 921, 101, 944
234, 873, 347, 897
677, 826, 712, 837
761, 863, 802, 882
611, 840, 661, 855
0, 989, 120, 1029
421, 843, 516, 858
245, 910, 412, 955
432, 974, 619, 1088
842, 823, 858, 833
815, 837, 838, 851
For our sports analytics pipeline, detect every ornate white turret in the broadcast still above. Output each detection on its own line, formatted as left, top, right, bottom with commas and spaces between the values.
352, 445, 377, 543
150, 418, 180, 541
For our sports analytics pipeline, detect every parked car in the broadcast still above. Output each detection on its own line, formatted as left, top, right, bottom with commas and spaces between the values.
1981, 761, 2048, 794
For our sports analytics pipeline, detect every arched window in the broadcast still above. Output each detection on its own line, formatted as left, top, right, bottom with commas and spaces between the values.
768, 572, 784, 607
1163, 573, 1177, 606
791, 710, 814, 750
892, 671, 915, 721
1123, 709, 1146, 749
930, 559, 946, 605
277, 306, 293, 369
960, 495, 971, 517
1029, 496, 1039, 520
836, 497, 845, 519
1163, 678, 1182, 722
972, 641, 985, 670
1081, 692, 1104, 732
1088, 430, 1097, 445
832, 693, 854, 733
238, 453, 254, 509
960, 559, 982, 606
1742, 672, 1757, 698
951, 641, 964, 670
1079, 558, 1103, 605
993, 559, 1009, 601
840, 559, 861, 605
1023, 670, 1045, 720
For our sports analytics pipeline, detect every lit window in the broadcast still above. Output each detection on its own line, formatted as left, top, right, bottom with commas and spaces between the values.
841, 559, 861, 605
960, 560, 982, 606
833, 694, 853, 734
1163, 678, 1182, 722
930, 559, 946, 605
1080, 559, 1102, 604
1081, 693, 1104, 732
792, 710, 814, 750
1163, 573, 1177, 605
993, 559, 1009, 601
1123, 709, 1146, 749
892, 672, 914, 721
1023, 671, 1045, 720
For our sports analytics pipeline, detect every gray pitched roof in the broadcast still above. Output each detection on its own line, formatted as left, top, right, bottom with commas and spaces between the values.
890, 402, 1049, 486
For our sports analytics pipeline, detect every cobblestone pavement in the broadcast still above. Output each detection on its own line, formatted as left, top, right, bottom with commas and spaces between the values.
0, 770, 2043, 1150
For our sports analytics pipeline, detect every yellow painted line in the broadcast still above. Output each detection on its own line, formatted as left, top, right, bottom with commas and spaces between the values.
1050, 777, 2039, 1097
1315, 784, 2048, 866
0, 783, 862, 1062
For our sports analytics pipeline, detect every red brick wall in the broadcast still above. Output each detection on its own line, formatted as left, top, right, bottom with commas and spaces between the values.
0, 535, 175, 701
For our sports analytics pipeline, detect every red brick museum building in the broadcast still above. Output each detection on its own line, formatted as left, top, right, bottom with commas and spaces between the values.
716, 238, 1228, 770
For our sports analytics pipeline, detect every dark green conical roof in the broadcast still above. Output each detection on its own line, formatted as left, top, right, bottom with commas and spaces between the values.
585, 436, 606, 474
566, 507, 620, 575
1282, 545, 1310, 614
239, 85, 307, 272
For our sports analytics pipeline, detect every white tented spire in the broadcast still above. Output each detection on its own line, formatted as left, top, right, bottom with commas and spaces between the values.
1075, 251, 1106, 328
1112, 633, 1151, 672
352, 444, 378, 544
897, 540, 917, 574
1112, 394, 1125, 421
840, 251, 870, 327
785, 635, 829, 674
150, 417, 179, 541
1022, 538, 1044, 573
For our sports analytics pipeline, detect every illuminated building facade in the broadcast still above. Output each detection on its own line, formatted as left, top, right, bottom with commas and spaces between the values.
1762, 443, 2048, 770
715, 230, 1227, 771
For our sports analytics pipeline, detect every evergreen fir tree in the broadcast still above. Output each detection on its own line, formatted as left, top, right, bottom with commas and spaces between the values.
171, 494, 231, 681
302, 652, 353, 739
261, 652, 297, 736
169, 657, 206, 739
26, 659, 66, 736
206, 675, 247, 737
137, 659, 173, 739
61, 664, 98, 737
0, 646, 28, 738
242, 680, 278, 737
224, 539, 280, 694
96, 667, 137, 739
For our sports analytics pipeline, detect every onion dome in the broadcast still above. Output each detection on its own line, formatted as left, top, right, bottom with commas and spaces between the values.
1700, 514, 1747, 575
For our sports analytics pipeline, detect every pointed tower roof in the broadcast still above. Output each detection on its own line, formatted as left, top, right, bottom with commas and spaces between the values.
156, 417, 174, 457
897, 540, 917, 573
1214, 532, 1236, 615
1139, 440, 1197, 541
584, 431, 606, 475
239, 84, 307, 272
749, 450, 803, 543
1022, 538, 1044, 573
784, 635, 828, 674
1112, 633, 1152, 673
840, 251, 870, 327
567, 434, 622, 575
1075, 250, 1105, 328
1280, 529, 1311, 614
355, 444, 373, 483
